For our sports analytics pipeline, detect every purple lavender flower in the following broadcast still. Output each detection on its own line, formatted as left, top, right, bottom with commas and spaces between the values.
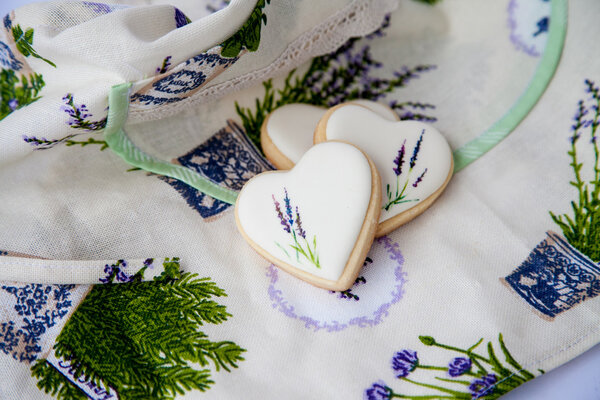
448, 357, 472, 377
391, 349, 418, 378
412, 168, 427, 188
284, 188, 293, 227
143, 258, 154, 267
8, 98, 18, 111
156, 56, 172, 74
61, 93, 107, 131
174, 8, 190, 28
99, 260, 132, 283
393, 140, 406, 176
273, 194, 291, 233
295, 206, 306, 238
364, 381, 391, 400
468, 374, 497, 398
82, 1, 119, 14
409, 129, 425, 169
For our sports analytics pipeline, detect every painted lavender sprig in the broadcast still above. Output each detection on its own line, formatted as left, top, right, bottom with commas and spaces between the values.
384, 129, 428, 211
273, 188, 320, 269
364, 334, 540, 400
550, 79, 600, 262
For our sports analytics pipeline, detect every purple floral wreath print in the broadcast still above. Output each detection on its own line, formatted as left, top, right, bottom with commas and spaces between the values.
266, 235, 406, 332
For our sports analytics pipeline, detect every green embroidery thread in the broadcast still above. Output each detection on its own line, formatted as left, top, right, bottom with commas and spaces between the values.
31, 258, 246, 399
0, 69, 44, 120
235, 15, 436, 150
220, 0, 270, 58
366, 334, 542, 400
550, 79, 600, 262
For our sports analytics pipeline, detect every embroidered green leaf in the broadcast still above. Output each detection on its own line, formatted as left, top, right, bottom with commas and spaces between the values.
221, 0, 270, 58
0, 69, 45, 120
550, 80, 600, 262
12, 24, 56, 67
32, 258, 245, 399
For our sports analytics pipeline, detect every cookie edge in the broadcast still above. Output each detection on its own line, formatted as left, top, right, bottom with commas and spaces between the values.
234, 141, 381, 291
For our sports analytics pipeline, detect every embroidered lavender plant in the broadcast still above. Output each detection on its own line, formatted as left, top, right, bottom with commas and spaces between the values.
273, 188, 320, 269
236, 14, 437, 149
23, 93, 108, 150
384, 129, 427, 211
364, 334, 540, 399
329, 257, 371, 300
550, 79, 600, 262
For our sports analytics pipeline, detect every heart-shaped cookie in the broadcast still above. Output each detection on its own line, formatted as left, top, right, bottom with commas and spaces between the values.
261, 100, 398, 170
235, 141, 381, 291
314, 103, 453, 236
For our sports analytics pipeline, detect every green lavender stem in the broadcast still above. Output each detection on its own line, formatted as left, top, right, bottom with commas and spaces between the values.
289, 234, 320, 269
550, 81, 600, 262
384, 171, 419, 211
65, 137, 108, 150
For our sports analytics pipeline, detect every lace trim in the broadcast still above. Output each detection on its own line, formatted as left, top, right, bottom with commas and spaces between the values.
128, 0, 397, 122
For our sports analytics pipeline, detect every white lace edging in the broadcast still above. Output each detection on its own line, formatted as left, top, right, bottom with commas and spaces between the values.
128, 0, 398, 122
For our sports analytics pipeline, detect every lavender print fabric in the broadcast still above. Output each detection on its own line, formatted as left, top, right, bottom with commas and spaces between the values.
507, 0, 551, 57
266, 236, 406, 332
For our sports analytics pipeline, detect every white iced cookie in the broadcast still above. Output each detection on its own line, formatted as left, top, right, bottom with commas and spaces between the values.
235, 141, 381, 291
260, 100, 398, 169
314, 104, 453, 237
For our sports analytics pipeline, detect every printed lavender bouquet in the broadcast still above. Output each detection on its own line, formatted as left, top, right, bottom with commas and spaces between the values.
236, 14, 437, 150
273, 188, 320, 269
365, 334, 540, 400
550, 79, 600, 262
384, 130, 428, 211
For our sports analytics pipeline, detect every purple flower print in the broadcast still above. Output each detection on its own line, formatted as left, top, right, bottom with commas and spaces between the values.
391, 349, 418, 378
364, 381, 391, 400
8, 98, 18, 111
469, 373, 497, 398
273, 188, 320, 268
448, 357, 472, 377
393, 140, 406, 176
99, 260, 132, 284
366, 334, 537, 399
61, 93, 107, 131
236, 12, 438, 149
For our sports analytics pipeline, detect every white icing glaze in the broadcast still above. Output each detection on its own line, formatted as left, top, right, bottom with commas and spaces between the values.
325, 105, 452, 222
351, 99, 398, 121
266, 101, 397, 164
237, 142, 372, 281
267, 104, 325, 164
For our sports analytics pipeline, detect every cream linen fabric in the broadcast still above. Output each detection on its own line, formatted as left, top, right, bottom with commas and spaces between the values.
1, 0, 599, 399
